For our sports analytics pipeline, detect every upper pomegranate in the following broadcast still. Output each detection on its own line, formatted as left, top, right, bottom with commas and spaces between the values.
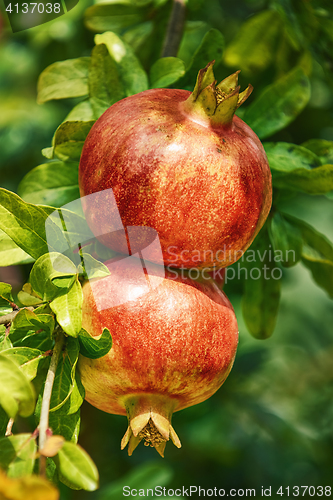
79, 61, 272, 269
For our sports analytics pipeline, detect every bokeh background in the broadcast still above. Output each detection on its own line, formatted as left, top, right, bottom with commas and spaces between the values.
0, 0, 333, 497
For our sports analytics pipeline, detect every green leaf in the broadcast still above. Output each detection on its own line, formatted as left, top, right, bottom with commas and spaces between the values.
18, 162, 80, 208
0, 188, 57, 260
53, 121, 95, 162
17, 284, 44, 307
268, 212, 302, 267
283, 214, 333, 298
0, 328, 13, 352
78, 253, 111, 280
50, 279, 83, 337
178, 29, 224, 88
12, 308, 55, 335
0, 354, 36, 418
64, 100, 96, 122
223, 10, 282, 74
37, 58, 90, 104
0, 433, 37, 478
244, 67, 310, 139
54, 441, 99, 491
302, 139, 333, 165
95, 32, 148, 97
242, 231, 281, 339
30, 253, 77, 302
78, 328, 112, 359
0, 282, 13, 308
49, 408, 81, 443
149, 57, 185, 88
264, 142, 321, 173
272, 164, 333, 194
89, 44, 125, 118
84, 3, 149, 33
0, 230, 34, 267
41, 147, 54, 160
1, 347, 50, 381
0, 405, 9, 437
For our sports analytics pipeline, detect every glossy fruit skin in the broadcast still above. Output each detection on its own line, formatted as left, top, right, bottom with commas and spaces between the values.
79, 88, 272, 269
78, 257, 238, 417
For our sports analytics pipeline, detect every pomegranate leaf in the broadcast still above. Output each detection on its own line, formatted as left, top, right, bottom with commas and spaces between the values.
223, 10, 282, 74
50, 279, 83, 338
264, 142, 321, 172
0, 282, 14, 310
302, 139, 333, 165
0, 433, 36, 478
271, 164, 333, 194
0, 188, 58, 260
242, 232, 281, 339
78, 327, 112, 359
0, 406, 9, 437
283, 214, 333, 298
0, 354, 36, 418
0, 328, 13, 352
30, 253, 77, 302
149, 57, 185, 88
0, 347, 50, 382
12, 309, 55, 335
244, 67, 310, 139
48, 408, 80, 443
78, 253, 111, 281
84, 3, 149, 34
268, 212, 303, 268
64, 100, 95, 122
37, 57, 90, 104
178, 28, 224, 88
18, 162, 79, 209
89, 44, 125, 118
0, 230, 34, 267
95, 32, 148, 97
53, 121, 95, 162
54, 441, 99, 491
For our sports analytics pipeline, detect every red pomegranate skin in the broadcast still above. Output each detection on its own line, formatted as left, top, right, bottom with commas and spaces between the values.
79, 88, 272, 269
78, 257, 238, 419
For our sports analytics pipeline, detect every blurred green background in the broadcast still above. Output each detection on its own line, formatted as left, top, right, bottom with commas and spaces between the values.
0, 0, 333, 497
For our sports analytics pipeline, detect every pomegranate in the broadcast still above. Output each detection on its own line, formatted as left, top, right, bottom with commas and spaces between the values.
79, 61, 272, 269
78, 256, 238, 456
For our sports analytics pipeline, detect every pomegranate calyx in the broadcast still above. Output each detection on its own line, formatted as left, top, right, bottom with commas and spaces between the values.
182, 61, 253, 127
121, 394, 181, 457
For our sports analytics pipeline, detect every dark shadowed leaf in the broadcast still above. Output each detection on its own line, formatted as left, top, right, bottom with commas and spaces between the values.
283, 213, 333, 297
0, 355, 36, 418
55, 441, 99, 491
37, 58, 90, 104
78, 327, 112, 359
89, 44, 125, 118
0, 405, 9, 437
244, 67, 310, 139
95, 32, 148, 97
0, 433, 36, 478
242, 231, 281, 339
18, 162, 79, 208
302, 139, 333, 165
84, 3, 149, 33
149, 57, 185, 88
268, 212, 302, 267
49, 408, 81, 443
224, 10, 282, 74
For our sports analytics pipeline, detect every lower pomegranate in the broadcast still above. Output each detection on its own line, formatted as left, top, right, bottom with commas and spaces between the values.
78, 257, 238, 456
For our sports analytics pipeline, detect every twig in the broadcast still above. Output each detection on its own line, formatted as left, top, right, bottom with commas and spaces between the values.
39, 327, 64, 477
5, 418, 14, 437
0, 307, 35, 326
161, 0, 186, 58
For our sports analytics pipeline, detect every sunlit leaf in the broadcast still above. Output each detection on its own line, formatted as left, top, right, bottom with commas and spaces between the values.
0, 230, 34, 267
0, 434, 36, 478
18, 162, 79, 208
54, 441, 99, 491
0, 469, 59, 500
37, 58, 90, 104
0, 355, 36, 418
50, 279, 83, 337
53, 121, 95, 162
1, 347, 50, 381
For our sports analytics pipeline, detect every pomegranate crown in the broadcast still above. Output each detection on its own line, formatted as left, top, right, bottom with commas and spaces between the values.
182, 61, 253, 127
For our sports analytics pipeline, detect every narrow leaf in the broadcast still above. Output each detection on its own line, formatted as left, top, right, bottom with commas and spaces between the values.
268, 212, 302, 267
50, 279, 83, 337
264, 142, 321, 173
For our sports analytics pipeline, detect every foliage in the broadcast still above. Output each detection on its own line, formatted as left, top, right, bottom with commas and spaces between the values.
0, 0, 333, 497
